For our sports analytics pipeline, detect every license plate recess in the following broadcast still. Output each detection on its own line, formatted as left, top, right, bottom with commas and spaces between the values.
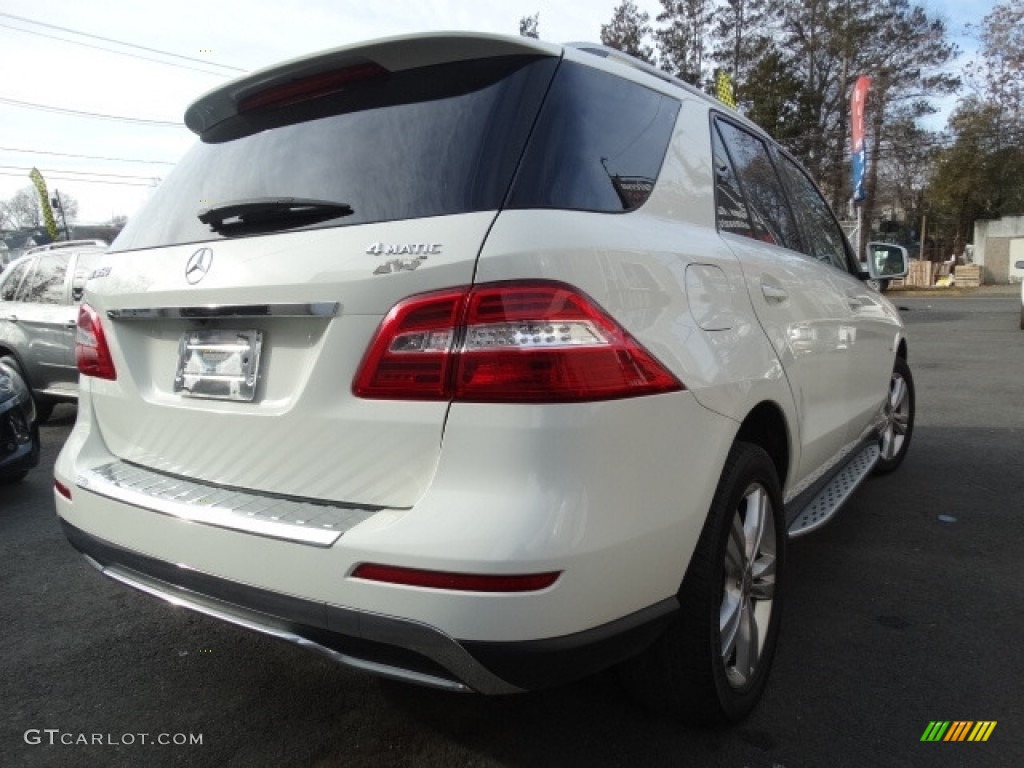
174, 329, 262, 401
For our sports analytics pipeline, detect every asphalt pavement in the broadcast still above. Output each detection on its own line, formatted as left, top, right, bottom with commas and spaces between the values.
2, 293, 1022, 768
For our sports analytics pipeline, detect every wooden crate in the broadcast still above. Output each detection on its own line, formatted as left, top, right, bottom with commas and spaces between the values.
954, 264, 982, 288
906, 260, 935, 287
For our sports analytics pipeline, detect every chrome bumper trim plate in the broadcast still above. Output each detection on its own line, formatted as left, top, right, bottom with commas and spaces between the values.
77, 460, 378, 547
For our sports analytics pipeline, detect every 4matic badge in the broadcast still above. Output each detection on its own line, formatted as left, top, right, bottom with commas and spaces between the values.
366, 242, 441, 275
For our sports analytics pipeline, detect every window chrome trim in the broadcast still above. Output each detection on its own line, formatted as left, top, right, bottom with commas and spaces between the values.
106, 302, 339, 320
76, 460, 377, 547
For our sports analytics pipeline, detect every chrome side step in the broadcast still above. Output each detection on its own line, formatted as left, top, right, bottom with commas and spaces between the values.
787, 443, 879, 538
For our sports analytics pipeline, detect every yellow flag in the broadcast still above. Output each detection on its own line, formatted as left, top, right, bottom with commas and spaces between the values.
716, 70, 736, 109
28, 168, 60, 240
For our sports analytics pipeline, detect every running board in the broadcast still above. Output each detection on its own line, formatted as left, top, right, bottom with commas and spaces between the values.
787, 444, 880, 538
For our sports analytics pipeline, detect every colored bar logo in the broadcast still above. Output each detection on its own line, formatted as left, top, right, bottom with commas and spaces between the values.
921, 721, 997, 742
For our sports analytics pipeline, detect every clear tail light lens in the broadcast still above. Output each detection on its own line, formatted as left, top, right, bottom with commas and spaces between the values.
354, 281, 682, 402
76, 303, 117, 381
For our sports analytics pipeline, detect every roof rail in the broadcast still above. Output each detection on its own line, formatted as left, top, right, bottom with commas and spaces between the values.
564, 42, 708, 102
25, 239, 108, 255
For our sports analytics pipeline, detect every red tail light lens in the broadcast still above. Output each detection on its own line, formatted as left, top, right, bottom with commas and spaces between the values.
76, 303, 117, 380
353, 281, 682, 402
54, 479, 72, 500
352, 563, 560, 592
353, 289, 466, 400
239, 62, 389, 113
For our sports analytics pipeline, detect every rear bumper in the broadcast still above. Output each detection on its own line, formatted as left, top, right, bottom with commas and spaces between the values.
0, 396, 39, 479
61, 520, 676, 693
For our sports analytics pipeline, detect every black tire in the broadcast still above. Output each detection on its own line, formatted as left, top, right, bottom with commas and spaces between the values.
33, 399, 54, 424
620, 442, 785, 725
873, 356, 915, 475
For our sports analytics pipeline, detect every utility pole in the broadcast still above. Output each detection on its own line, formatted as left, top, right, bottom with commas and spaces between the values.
51, 190, 71, 241
919, 215, 927, 261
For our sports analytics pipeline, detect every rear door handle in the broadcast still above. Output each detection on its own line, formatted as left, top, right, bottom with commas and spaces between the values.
6, 314, 17, 322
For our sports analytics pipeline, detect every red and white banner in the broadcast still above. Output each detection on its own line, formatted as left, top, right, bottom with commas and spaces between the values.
850, 75, 870, 202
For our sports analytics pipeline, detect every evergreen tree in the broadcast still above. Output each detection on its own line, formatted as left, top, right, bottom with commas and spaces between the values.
656, 0, 712, 86
601, 1, 655, 64
519, 13, 539, 39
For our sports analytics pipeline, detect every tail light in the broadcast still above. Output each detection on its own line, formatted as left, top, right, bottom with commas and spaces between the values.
353, 281, 682, 402
239, 62, 389, 113
76, 303, 117, 380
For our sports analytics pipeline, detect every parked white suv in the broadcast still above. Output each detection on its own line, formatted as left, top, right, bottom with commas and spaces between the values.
55, 33, 913, 724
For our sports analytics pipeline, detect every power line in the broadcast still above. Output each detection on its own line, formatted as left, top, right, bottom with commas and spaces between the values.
0, 11, 246, 72
0, 22, 234, 78
0, 171, 156, 187
0, 96, 182, 126
0, 165, 161, 181
0, 146, 175, 165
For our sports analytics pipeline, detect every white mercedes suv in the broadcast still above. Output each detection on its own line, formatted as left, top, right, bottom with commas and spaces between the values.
55, 32, 913, 724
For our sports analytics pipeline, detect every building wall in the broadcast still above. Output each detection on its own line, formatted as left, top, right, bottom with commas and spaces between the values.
974, 216, 1024, 284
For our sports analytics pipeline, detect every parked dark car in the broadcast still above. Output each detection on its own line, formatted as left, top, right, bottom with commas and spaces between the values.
0, 356, 39, 483
0, 240, 106, 421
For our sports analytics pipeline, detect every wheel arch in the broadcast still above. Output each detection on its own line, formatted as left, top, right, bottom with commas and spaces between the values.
733, 401, 790, 489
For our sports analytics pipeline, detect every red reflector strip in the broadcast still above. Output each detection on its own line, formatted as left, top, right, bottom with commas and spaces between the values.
351, 564, 560, 592
239, 62, 388, 113
54, 479, 72, 500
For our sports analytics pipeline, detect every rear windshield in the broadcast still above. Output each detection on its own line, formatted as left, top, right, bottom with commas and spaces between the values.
111, 56, 558, 253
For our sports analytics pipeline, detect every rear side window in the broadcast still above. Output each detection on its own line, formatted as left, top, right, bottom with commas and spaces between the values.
15, 253, 70, 304
715, 120, 802, 251
712, 127, 755, 237
508, 62, 679, 212
778, 156, 852, 272
111, 56, 559, 253
0, 259, 30, 301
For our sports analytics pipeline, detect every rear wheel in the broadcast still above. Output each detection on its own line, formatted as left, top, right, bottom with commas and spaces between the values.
873, 356, 914, 475
620, 442, 784, 725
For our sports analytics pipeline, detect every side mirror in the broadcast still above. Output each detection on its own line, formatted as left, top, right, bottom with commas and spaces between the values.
864, 242, 909, 279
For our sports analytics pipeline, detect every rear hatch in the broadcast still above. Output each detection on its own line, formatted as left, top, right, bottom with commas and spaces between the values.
89, 35, 561, 508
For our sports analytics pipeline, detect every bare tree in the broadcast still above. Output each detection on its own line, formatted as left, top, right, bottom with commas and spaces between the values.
0, 186, 79, 231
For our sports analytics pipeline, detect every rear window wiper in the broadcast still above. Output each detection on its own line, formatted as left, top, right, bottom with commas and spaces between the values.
197, 197, 354, 234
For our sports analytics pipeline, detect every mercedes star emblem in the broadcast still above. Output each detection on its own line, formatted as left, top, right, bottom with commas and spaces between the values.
185, 248, 213, 285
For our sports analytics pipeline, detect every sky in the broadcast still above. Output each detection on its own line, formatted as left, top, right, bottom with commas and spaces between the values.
0, 0, 1001, 225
